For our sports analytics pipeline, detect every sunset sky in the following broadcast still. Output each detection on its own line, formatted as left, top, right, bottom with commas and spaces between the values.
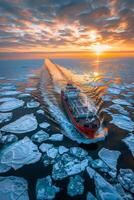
0, 0, 134, 53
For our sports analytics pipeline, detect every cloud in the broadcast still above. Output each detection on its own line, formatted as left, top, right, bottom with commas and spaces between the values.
0, 0, 134, 52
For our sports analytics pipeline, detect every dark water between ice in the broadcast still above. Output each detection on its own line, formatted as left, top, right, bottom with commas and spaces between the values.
0, 57, 134, 200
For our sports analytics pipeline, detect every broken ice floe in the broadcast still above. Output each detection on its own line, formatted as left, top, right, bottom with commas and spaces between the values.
0, 176, 29, 200
0, 98, 24, 112
70, 147, 88, 158
0, 133, 18, 144
18, 93, 31, 98
98, 148, 121, 171
87, 192, 97, 200
67, 175, 84, 197
109, 104, 129, 115
49, 134, 63, 141
0, 97, 17, 103
25, 87, 37, 92
27, 100, 40, 108
112, 99, 131, 106
31, 130, 49, 143
86, 166, 96, 179
39, 122, 50, 129
118, 169, 134, 194
107, 87, 121, 95
0, 137, 41, 172
122, 134, 134, 157
0, 90, 21, 96
37, 109, 45, 115
110, 114, 134, 131
94, 173, 122, 200
52, 152, 91, 180
101, 95, 112, 102
47, 147, 58, 159
114, 183, 133, 200
36, 176, 60, 200
1, 114, 38, 134
91, 159, 116, 178
58, 146, 69, 154
39, 143, 53, 153
0, 112, 12, 123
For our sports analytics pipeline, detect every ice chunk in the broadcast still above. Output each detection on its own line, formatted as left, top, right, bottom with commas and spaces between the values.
37, 109, 45, 115
58, 146, 69, 154
47, 147, 58, 159
25, 87, 37, 92
49, 134, 63, 141
39, 122, 50, 129
122, 134, 134, 157
98, 148, 121, 170
52, 153, 89, 180
86, 166, 96, 179
0, 137, 41, 171
39, 143, 53, 153
1, 114, 38, 134
118, 169, 134, 193
102, 95, 112, 102
0, 176, 29, 200
67, 175, 84, 197
110, 114, 134, 131
0, 90, 21, 96
114, 184, 133, 200
36, 176, 60, 200
70, 147, 88, 158
0, 133, 18, 144
27, 100, 40, 108
87, 192, 97, 200
107, 88, 121, 95
91, 159, 116, 178
18, 93, 31, 97
112, 99, 131, 106
94, 173, 122, 200
0, 112, 12, 123
109, 104, 129, 115
0, 97, 17, 103
31, 130, 49, 143
0, 98, 24, 112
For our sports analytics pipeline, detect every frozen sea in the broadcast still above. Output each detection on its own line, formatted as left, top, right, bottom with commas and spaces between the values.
0, 57, 134, 200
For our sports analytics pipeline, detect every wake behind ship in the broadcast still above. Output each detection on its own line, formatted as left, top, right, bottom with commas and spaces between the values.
61, 83, 102, 139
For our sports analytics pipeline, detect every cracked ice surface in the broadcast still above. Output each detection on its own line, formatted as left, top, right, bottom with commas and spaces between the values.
52, 153, 91, 180
0, 137, 41, 172
110, 114, 134, 131
67, 175, 84, 197
31, 130, 49, 143
1, 114, 38, 134
36, 176, 60, 200
0, 112, 12, 123
0, 99, 24, 112
0, 176, 29, 200
94, 173, 122, 200
112, 99, 131, 106
98, 148, 121, 170
118, 169, 134, 194
122, 134, 134, 157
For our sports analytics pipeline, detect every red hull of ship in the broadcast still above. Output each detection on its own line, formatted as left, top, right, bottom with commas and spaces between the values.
61, 91, 99, 138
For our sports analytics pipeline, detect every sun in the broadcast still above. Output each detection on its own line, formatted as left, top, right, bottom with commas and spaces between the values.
91, 43, 110, 55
